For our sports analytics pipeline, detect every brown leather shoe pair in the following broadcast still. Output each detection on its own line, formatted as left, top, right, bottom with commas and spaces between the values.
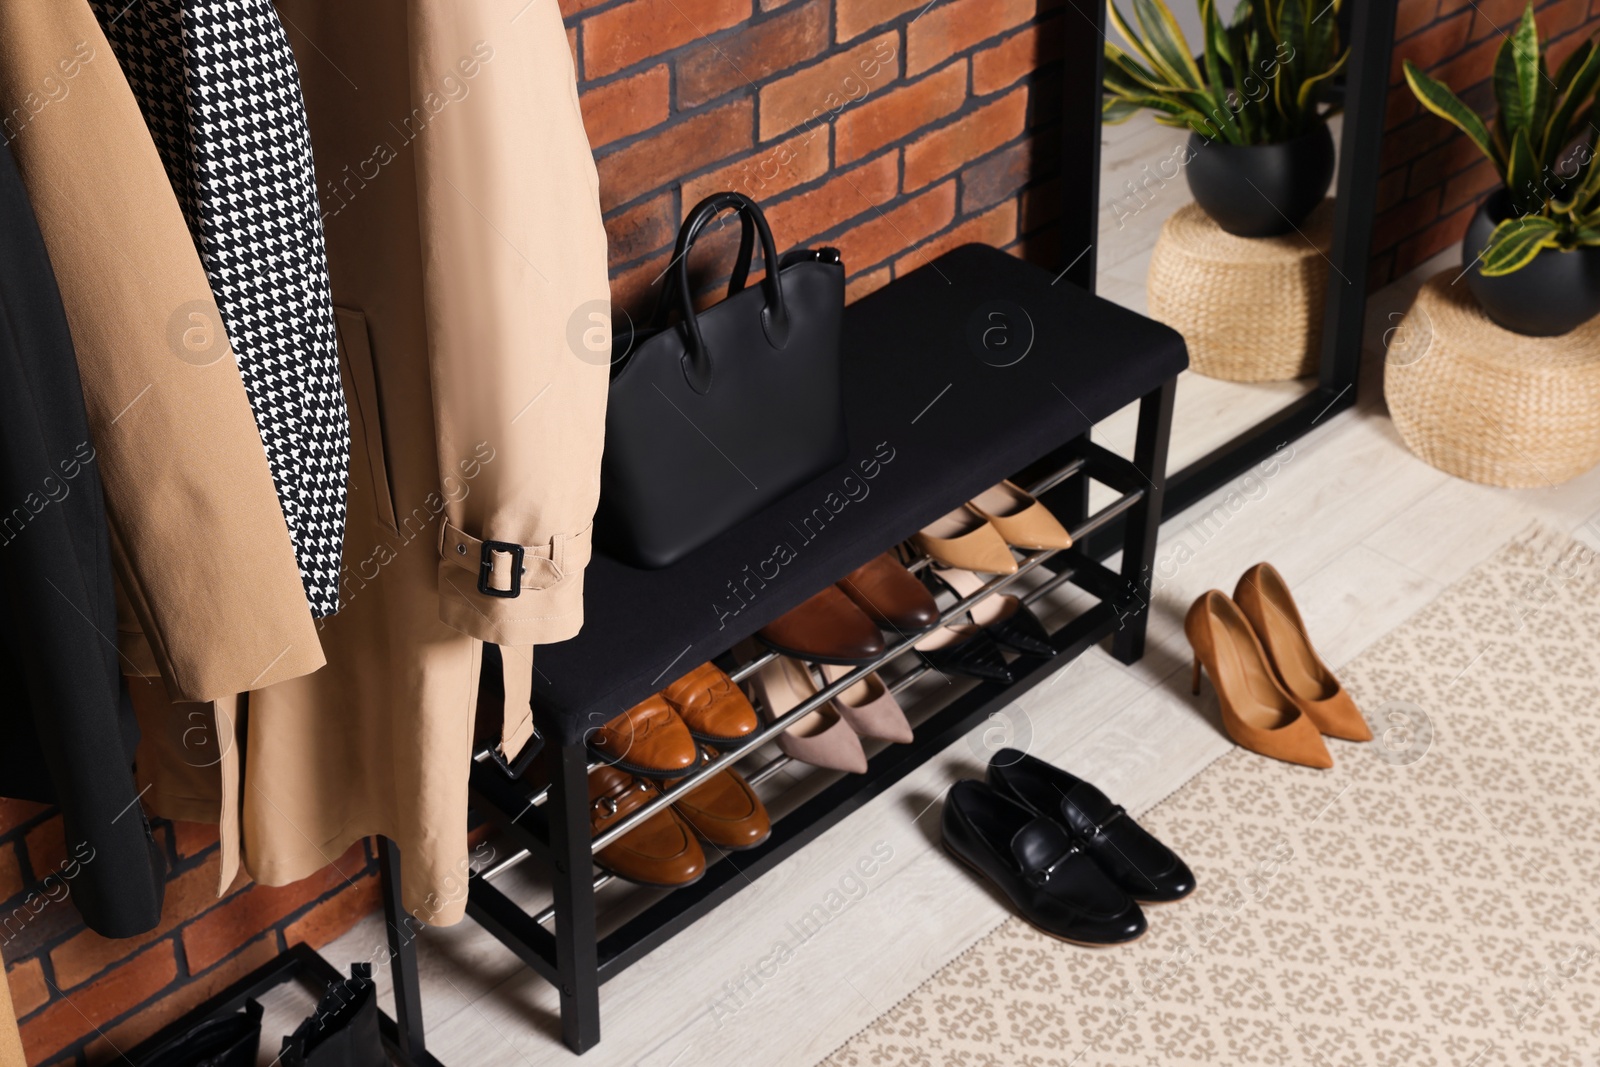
1185, 563, 1371, 770
590, 756, 772, 888
590, 664, 771, 886
591, 663, 760, 775
757, 552, 939, 664
911, 480, 1072, 575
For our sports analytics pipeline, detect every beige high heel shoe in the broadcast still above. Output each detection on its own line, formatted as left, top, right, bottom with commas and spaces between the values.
967, 480, 1072, 551
1184, 591, 1332, 769
748, 656, 868, 773
1234, 563, 1372, 742
910, 506, 1018, 574
819, 663, 913, 743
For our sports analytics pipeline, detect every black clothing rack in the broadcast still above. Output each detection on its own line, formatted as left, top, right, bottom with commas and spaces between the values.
461, 243, 1186, 1053
122, 838, 443, 1067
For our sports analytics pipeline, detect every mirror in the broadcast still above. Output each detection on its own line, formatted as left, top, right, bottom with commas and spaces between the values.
1059, 0, 1395, 523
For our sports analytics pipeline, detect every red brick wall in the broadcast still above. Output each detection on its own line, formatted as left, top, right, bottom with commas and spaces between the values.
1, 798, 379, 1066
576, 0, 1065, 315
1373, 0, 1600, 285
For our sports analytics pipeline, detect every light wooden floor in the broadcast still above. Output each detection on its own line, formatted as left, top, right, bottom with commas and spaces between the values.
288, 114, 1600, 1067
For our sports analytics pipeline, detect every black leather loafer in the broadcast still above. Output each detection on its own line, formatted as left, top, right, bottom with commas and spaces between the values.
988, 749, 1196, 904
941, 779, 1146, 946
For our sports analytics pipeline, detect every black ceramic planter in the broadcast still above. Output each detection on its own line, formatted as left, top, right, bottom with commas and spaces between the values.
1184, 124, 1336, 238
1463, 190, 1600, 337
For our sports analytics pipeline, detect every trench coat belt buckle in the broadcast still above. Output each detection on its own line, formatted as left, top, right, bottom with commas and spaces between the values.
440, 521, 564, 598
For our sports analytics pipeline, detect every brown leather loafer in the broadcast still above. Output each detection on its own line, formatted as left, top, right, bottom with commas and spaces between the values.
590, 695, 702, 776
661, 663, 759, 745
757, 585, 886, 665
836, 552, 940, 633
590, 766, 705, 887
667, 755, 771, 851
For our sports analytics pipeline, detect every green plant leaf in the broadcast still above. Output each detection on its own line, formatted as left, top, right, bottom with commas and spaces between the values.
1305, 0, 1339, 76
1231, 0, 1255, 35
1297, 48, 1349, 113
1104, 44, 1219, 118
1405, 60, 1503, 175
1199, 0, 1234, 118
1557, 143, 1600, 214
1553, 38, 1593, 91
1532, 54, 1555, 155
1227, 21, 1260, 143
1131, 0, 1205, 89
1479, 214, 1563, 275
1506, 125, 1542, 213
1544, 42, 1600, 164
1492, 3, 1542, 144
1276, 0, 1308, 128
1104, 95, 1167, 124
1104, 43, 1171, 93
1106, 2, 1161, 75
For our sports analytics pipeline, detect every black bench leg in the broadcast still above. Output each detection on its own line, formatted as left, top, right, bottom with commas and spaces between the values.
1112, 377, 1174, 664
551, 738, 601, 1053
379, 836, 429, 1062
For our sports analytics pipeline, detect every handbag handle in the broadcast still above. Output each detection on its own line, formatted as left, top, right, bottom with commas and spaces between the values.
671, 191, 791, 393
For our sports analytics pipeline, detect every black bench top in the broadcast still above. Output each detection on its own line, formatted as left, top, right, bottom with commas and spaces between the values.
532, 243, 1187, 743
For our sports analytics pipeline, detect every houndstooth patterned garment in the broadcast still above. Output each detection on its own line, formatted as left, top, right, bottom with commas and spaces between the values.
92, 0, 349, 617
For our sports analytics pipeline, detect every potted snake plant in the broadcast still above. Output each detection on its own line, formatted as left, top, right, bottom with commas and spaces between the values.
1103, 0, 1349, 237
1404, 3, 1600, 336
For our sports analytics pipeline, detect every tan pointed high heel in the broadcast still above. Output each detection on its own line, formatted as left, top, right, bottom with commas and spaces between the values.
1184, 591, 1333, 769
910, 506, 1018, 574
819, 663, 913, 743
966, 480, 1071, 551
748, 656, 868, 773
1234, 563, 1372, 742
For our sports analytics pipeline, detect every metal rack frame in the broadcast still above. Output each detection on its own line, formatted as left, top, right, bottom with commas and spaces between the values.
463, 377, 1175, 1053
122, 838, 443, 1067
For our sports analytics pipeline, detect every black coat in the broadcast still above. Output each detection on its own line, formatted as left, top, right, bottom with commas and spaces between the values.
0, 134, 163, 938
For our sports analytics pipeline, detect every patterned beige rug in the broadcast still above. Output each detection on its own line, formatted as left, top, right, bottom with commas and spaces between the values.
823, 526, 1600, 1066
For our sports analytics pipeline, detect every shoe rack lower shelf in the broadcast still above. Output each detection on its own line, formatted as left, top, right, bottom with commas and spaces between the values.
461, 428, 1171, 1051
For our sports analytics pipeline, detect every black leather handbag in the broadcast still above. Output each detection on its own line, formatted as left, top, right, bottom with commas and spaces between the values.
598, 191, 846, 569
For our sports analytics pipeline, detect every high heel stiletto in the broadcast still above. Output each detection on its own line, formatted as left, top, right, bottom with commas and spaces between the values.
1184, 591, 1332, 769
748, 656, 868, 773
929, 567, 1056, 658
1234, 563, 1372, 743
819, 664, 913, 743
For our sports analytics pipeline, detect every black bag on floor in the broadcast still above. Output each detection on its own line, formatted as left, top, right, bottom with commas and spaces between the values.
279, 963, 385, 1067
135, 999, 262, 1067
598, 190, 847, 569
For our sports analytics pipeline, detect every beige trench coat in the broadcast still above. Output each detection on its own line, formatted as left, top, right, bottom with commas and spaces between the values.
142, 0, 609, 921
0, 3, 323, 701
0, 939, 20, 1067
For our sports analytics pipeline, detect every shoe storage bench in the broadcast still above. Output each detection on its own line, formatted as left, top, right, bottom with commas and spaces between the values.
463, 243, 1187, 1054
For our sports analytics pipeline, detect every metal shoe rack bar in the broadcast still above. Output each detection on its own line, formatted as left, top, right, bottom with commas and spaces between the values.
462, 375, 1175, 1053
